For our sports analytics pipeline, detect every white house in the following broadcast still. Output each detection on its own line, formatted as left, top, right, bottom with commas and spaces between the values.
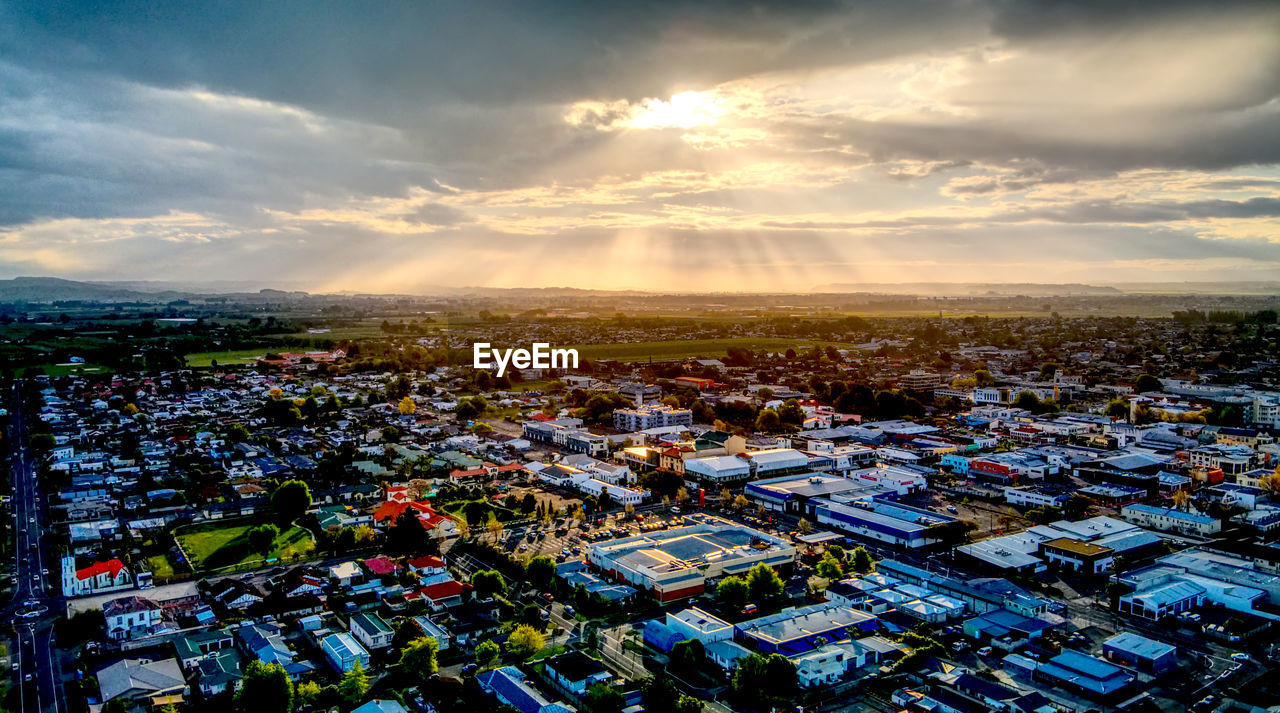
321, 632, 371, 673
61, 556, 132, 598
349, 612, 394, 651
103, 595, 166, 641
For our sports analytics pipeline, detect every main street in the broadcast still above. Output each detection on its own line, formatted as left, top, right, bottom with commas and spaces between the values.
5, 382, 65, 713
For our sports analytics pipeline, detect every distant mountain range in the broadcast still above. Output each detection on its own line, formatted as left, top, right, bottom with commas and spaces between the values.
0, 276, 1276, 303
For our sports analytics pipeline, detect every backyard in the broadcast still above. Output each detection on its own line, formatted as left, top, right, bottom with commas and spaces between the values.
175, 520, 316, 572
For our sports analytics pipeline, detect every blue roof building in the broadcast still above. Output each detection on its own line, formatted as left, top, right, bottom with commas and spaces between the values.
1036, 650, 1135, 698
476, 666, 574, 713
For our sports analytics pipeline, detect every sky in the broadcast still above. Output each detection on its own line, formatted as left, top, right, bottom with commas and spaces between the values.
1, 0, 1278, 293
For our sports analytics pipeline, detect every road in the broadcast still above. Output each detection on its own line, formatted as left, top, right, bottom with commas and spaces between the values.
5, 382, 65, 713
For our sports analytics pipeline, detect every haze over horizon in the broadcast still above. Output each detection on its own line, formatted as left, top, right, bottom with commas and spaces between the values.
2, 1, 1278, 292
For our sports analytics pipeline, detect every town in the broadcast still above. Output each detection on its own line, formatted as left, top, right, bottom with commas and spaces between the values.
1, 291, 1279, 713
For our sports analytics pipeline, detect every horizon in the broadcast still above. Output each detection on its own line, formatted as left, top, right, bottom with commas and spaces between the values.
1, 1, 1278, 291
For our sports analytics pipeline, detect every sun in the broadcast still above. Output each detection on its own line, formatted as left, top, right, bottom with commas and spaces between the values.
625, 90, 725, 130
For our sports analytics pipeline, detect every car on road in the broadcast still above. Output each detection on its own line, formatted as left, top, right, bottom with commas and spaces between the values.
460, 663, 478, 676
946, 505, 958, 513
542, 593, 554, 603
1230, 652, 1250, 662
563, 606, 576, 617
976, 646, 993, 657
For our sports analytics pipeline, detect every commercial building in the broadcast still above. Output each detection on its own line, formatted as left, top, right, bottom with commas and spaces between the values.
587, 515, 795, 603
744, 473, 889, 515
612, 404, 693, 432
815, 499, 956, 549
735, 602, 879, 657
1038, 538, 1114, 575
1102, 632, 1178, 674
1035, 650, 1135, 699
1120, 504, 1222, 536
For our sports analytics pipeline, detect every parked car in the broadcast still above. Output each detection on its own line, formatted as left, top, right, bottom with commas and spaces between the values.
977, 646, 993, 657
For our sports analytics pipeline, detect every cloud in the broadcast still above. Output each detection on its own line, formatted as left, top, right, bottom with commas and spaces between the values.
0, 0, 1277, 289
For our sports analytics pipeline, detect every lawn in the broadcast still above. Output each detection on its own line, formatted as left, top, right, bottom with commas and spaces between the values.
569, 337, 846, 362
175, 521, 316, 572
184, 348, 272, 368
144, 554, 178, 581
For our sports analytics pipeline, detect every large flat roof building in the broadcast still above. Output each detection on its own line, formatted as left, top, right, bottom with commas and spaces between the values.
587, 515, 795, 603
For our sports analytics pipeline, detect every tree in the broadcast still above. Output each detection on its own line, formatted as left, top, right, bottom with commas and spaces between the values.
248, 523, 280, 554
526, 556, 555, 589
475, 639, 501, 668
754, 409, 781, 432
582, 683, 626, 713
716, 576, 749, 609
338, 659, 370, 709
235, 660, 294, 713
745, 563, 784, 603
271, 479, 312, 526
399, 636, 439, 685
398, 396, 417, 415
1012, 390, 1044, 413
816, 553, 842, 580
731, 653, 796, 708
508, 624, 546, 657
1171, 489, 1192, 511
850, 546, 875, 574
1135, 373, 1162, 394
671, 638, 706, 670
472, 569, 507, 599
642, 676, 704, 713
732, 494, 749, 512
455, 399, 480, 422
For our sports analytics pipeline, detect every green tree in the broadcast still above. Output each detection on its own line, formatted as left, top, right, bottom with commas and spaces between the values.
754, 409, 781, 432
745, 563, 784, 603
671, 638, 706, 671
1134, 373, 1162, 393
731, 653, 796, 708
526, 556, 555, 589
338, 659, 370, 709
850, 546, 875, 574
234, 660, 294, 713
582, 684, 626, 713
271, 479, 312, 525
399, 636, 439, 685
642, 676, 704, 713
247, 523, 280, 554
816, 553, 843, 580
508, 624, 547, 657
471, 569, 507, 599
475, 640, 501, 668
716, 576, 749, 609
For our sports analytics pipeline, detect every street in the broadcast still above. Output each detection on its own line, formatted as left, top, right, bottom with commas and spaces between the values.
5, 382, 66, 713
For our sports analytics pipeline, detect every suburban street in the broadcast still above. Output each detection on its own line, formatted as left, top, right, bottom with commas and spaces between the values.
5, 382, 65, 713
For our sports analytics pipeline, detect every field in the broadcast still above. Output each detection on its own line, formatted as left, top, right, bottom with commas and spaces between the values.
175, 521, 316, 571
569, 337, 845, 362
183, 348, 270, 367
145, 554, 178, 581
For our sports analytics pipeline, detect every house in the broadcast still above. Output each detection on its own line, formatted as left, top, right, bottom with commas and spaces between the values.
61, 556, 132, 598
352, 702, 409, 713
411, 615, 452, 652
542, 651, 612, 696
103, 595, 166, 641
97, 657, 189, 706
329, 561, 365, 587
236, 622, 315, 677
194, 649, 244, 696
210, 579, 264, 610
278, 568, 326, 598
350, 612, 395, 651
362, 556, 402, 578
321, 632, 371, 673
477, 666, 574, 713
174, 629, 237, 670
407, 555, 447, 577
1120, 504, 1222, 536
418, 579, 467, 610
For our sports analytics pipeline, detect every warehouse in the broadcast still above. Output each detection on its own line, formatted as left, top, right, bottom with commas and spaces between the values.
587, 515, 795, 603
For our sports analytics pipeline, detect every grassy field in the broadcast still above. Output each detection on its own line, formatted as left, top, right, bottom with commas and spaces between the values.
145, 554, 178, 580
183, 348, 271, 367
175, 521, 315, 571
569, 337, 844, 362
29, 362, 111, 376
